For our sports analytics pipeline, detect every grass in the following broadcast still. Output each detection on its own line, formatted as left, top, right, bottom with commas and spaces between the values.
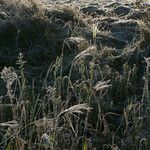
0, 0, 150, 149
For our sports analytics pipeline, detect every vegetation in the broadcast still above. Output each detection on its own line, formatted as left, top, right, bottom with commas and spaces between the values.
0, 0, 150, 149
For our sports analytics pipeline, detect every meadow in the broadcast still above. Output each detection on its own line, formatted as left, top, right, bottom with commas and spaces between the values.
0, 0, 150, 149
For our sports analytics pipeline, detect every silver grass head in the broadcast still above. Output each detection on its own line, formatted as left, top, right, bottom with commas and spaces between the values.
0, 120, 19, 128
94, 80, 111, 91
74, 46, 97, 63
58, 103, 92, 118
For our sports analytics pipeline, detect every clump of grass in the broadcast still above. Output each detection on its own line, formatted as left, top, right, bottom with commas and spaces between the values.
0, 53, 93, 149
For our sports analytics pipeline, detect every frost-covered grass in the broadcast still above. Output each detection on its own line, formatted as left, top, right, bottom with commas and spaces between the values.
0, 0, 150, 149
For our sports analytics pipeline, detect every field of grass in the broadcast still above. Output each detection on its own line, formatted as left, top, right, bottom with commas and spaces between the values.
0, 0, 150, 149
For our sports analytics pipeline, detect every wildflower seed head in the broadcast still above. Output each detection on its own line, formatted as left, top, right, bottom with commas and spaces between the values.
16, 53, 27, 67
1, 67, 17, 88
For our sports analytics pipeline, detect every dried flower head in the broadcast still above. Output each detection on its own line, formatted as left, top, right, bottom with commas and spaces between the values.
1, 67, 17, 98
1, 67, 17, 86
